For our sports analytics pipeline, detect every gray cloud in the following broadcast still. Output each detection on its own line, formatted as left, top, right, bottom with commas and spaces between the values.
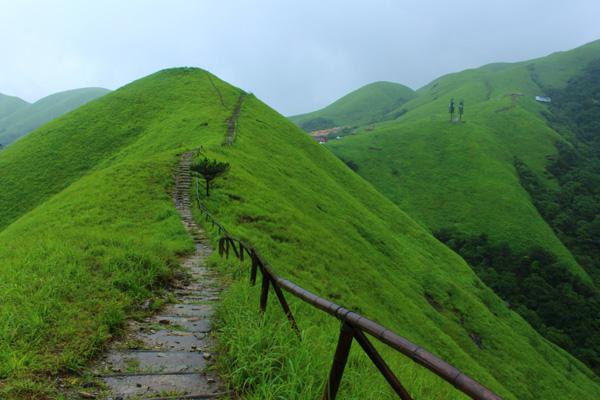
1, 0, 600, 115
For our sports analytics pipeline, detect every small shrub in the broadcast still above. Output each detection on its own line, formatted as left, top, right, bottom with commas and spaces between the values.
191, 157, 230, 197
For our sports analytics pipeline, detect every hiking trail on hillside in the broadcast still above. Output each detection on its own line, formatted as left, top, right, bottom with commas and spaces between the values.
93, 152, 226, 399
223, 93, 245, 145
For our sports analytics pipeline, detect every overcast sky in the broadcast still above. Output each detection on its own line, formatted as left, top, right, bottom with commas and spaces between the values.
2, 1, 600, 115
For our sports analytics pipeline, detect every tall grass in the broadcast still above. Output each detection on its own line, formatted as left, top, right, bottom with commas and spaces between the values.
0, 67, 598, 399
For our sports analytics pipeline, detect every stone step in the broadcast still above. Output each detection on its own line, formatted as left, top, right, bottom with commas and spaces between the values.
99, 350, 207, 374
102, 372, 219, 398
163, 304, 214, 318
176, 297, 219, 305
188, 274, 219, 283
188, 267, 218, 275
181, 283, 220, 292
175, 286, 220, 297
137, 329, 209, 351
150, 315, 212, 333
177, 285, 219, 294
174, 289, 220, 300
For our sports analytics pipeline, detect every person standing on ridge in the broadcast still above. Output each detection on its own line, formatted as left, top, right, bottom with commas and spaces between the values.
458, 99, 464, 121
449, 98, 455, 121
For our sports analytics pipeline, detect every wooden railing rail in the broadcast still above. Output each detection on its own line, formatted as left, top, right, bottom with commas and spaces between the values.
193, 176, 502, 400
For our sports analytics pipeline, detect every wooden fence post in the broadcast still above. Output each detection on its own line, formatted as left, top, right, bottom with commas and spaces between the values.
270, 277, 301, 337
353, 329, 412, 400
323, 322, 354, 400
259, 266, 270, 312
250, 252, 258, 286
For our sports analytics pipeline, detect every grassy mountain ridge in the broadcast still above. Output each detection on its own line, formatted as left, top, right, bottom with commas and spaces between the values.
0, 87, 109, 146
0, 68, 598, 399
326, 39, 600, 372
331, 103, 575, 266
289, 81, 416, 131
0, 93, 29, 121
329, 40, 600, 266
207, 94, 600, 399
0, 68, 240, 398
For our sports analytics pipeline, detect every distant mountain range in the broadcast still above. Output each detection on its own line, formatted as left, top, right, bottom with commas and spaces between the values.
296, 39, 600, 373
0, 87, 109, 147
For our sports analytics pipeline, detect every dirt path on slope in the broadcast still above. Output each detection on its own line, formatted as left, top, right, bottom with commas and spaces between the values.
223, 94, 245, 145
93, 152, 226, 399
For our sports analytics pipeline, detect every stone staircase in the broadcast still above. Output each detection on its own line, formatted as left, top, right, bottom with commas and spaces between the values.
94, 152, 226, 399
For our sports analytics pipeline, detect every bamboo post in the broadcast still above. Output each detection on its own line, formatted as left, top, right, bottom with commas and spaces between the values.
322, 322, 354, 400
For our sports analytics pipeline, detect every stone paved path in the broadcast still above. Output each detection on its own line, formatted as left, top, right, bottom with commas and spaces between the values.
95, 152, 226, 399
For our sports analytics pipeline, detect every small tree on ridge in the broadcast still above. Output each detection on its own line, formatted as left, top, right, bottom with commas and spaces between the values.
191, 157, 230, 197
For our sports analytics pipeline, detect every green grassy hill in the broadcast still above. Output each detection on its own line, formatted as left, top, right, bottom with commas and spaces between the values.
289, 81, 416, 131
0, 68, 598, 399
0, 94, 29, 121
327, 39, 600, 372
0, 87, 109, 146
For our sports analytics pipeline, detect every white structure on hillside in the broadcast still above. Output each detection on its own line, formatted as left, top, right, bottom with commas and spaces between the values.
535, 96, 552, 103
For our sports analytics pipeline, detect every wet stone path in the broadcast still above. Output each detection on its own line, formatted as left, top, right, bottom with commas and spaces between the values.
95, 152, 225, 399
